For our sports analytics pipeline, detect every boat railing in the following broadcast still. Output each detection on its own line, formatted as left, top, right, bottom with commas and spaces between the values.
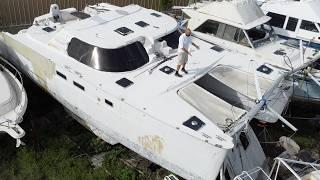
0, 56, 25, 106
233, 158, 320, 180
269, 157, 320, 180
234, 167, 271, 180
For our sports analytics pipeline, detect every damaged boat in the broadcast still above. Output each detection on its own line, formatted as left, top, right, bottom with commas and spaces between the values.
0, 55, 27, 147
259, 0, 320, 49
176, 0, 320, 123
0, 3, 306, 179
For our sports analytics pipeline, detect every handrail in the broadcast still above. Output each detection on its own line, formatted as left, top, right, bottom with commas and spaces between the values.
0, 56, 25, 105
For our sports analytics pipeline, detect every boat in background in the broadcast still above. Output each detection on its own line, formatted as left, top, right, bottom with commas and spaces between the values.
176, 0, 320, 123
259, 0, 320, 49
0, 47, 27, 147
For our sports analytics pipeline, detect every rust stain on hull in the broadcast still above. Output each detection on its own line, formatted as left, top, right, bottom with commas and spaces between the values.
138, 135, 164, 154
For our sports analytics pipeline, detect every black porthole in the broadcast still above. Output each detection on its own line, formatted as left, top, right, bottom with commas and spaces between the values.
116, 78, 133, 88
159, 66, 175, 75
105, 99, 113, 107
257, 65, 273, 74
73, 81, 85, 91
183, 116, 205, 131
56, 71, 67, 80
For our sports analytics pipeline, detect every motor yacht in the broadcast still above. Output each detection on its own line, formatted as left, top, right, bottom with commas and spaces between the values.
180, 0, 320, 72
259, 0, 320, 49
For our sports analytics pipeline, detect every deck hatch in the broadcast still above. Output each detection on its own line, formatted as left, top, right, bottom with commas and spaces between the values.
211, 45, 224, 52
56, 71, 67, 80
183, 116, 205, 131
114, 27, 134, 36
257, 65, 273, 74
135, 21, 149, 27
42, 27, 55, 32
150, 13, 161, 17
71, 11, 91, 19
116, 78, 133, 88
73, 81, 85, 91
159, 66, 175, 75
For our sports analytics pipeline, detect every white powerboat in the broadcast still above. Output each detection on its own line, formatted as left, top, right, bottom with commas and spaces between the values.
260, 0, 320, 49
0, 3, 303, 179
0, 54, 27, 147
181, 0, 319, 69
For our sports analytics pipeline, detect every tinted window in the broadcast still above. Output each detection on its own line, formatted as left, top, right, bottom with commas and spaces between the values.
67, 38, 149, 72
286, 17, 298, 31
222, 25, 238, 41
300, 20, 319, 32
158, 30, 181, 49
195, 74, 251, 110
195, 20, 220, 35
267, 12, 286, 28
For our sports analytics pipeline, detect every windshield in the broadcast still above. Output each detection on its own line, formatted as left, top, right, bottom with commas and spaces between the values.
246, 24, 274, 48
67, 38, 149, 72
158, 30, 181, 49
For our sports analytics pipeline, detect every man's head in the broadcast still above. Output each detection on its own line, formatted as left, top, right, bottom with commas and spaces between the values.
185, 28, 192, 37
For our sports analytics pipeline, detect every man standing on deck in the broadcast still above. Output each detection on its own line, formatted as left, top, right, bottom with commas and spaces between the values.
175, 28, 200, 77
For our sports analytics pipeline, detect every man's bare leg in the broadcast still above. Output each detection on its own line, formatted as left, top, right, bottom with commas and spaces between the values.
175, 65, 183, 77
181, 63, 188, 74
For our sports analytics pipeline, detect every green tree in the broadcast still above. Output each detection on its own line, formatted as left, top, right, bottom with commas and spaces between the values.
160, 0, 173, 11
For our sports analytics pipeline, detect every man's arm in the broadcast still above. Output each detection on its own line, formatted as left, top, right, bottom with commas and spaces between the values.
182, 48, 192, 56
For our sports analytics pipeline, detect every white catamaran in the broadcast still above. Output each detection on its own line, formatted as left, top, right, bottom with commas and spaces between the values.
0, 2, 313, 179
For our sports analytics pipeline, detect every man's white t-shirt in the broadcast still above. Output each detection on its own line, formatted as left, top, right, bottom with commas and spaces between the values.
178, 33, 192, 53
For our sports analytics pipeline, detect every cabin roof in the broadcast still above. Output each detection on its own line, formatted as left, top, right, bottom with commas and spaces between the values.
29, 5, 178, 49
184, 0, 270, 30
261, 0, 320, 23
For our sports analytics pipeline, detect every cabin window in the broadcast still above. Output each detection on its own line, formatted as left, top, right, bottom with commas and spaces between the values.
300, 20, 319, 32
105, 99, 113, 107
195, 20, 220, 36
285, 17, 298, 31
67, 38, 149, 72
158, 30, 181, 49
222, 25, 238, 42
73, 81, 85, 91
246, 24, 273, 48
240, 132, 249, 150
267, 12, 286, 28
56, 71, 67, 80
